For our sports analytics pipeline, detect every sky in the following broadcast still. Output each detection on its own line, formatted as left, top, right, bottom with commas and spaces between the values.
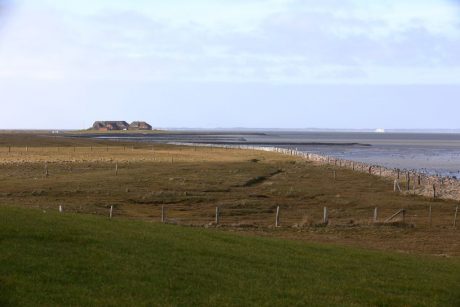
0, 0, 459, 129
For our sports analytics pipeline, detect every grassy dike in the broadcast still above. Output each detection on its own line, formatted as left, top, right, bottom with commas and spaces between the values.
1, 206, 459, 306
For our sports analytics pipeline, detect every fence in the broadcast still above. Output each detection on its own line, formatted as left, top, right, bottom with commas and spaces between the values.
55, 203, 459, 230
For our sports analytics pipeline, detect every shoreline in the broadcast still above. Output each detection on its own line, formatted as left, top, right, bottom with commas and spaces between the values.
69, 131, 460, 178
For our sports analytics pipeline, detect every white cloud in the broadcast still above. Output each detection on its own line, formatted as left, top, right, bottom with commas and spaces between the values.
0, 0, 459, 84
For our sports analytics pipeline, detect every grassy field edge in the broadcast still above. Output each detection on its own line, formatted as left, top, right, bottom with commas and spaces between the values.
1, 206, 460, 306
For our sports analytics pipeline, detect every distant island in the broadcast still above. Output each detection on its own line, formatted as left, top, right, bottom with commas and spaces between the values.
91, 121, 152, 131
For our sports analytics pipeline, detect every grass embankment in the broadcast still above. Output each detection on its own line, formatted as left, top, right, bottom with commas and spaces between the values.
1, 206, 459, 306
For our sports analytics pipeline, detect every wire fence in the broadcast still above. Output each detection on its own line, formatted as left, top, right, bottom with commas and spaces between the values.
52, 203, 459, 230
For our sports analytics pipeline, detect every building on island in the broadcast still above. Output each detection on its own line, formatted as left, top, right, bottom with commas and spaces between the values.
129, 121, 152, 131
92, 121, 129, 131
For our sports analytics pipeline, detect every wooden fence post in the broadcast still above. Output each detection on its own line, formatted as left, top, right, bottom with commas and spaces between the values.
406, 172, 410, 191
428, 205, 432, 228
384, 209, 405, 223
275, 206, 280, 227
454, 206, 459, 228
59, 205, 63, 213
374, 208, 378, 223
394, 180, 399, 192
215, 207, 220, 225
44, 163, 49, 178
115, 163, 118, 176
433, 184, 436, 199
110, 205, 113, 219
161, 205, 165, 223
323, 207, 329, 225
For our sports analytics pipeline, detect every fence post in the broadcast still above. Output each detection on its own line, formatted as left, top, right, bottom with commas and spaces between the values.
323, 207, 329, 225
373, 208, 378, 223
429, 205, 432, 228
161, 205, 165, 223
394, 180, 398, 192
59, 205, 63, 213
44, 163, 49, 178
110, 205, 113, 219
454, 206, 459, 228
115, 163, 118, 176
406, 172, 410, 191
275, 206, 280, 227
215, 207, 220, 225
433, 184, 436, 199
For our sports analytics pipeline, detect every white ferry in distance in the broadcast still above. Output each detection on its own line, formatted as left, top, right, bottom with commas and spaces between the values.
375, 128, 386, 133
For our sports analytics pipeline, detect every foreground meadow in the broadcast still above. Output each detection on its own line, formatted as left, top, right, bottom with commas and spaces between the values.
1, 206, 460, 306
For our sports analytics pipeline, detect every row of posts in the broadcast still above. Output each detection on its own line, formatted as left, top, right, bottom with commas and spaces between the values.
55, 204, 459, 228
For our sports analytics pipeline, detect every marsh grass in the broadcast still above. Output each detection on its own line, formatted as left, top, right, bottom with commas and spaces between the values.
0, 133, 459, 256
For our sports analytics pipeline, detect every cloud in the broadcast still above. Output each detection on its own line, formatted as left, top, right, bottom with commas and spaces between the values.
0, 0, 459, 84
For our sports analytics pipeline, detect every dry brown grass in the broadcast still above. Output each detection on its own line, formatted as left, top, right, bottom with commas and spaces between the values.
0, 132, 459, 256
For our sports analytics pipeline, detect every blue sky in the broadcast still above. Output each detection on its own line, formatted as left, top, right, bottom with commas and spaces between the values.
0, 0, 459, 129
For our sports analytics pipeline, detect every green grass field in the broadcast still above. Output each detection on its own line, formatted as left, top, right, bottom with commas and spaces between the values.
1, 206, 459, 306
